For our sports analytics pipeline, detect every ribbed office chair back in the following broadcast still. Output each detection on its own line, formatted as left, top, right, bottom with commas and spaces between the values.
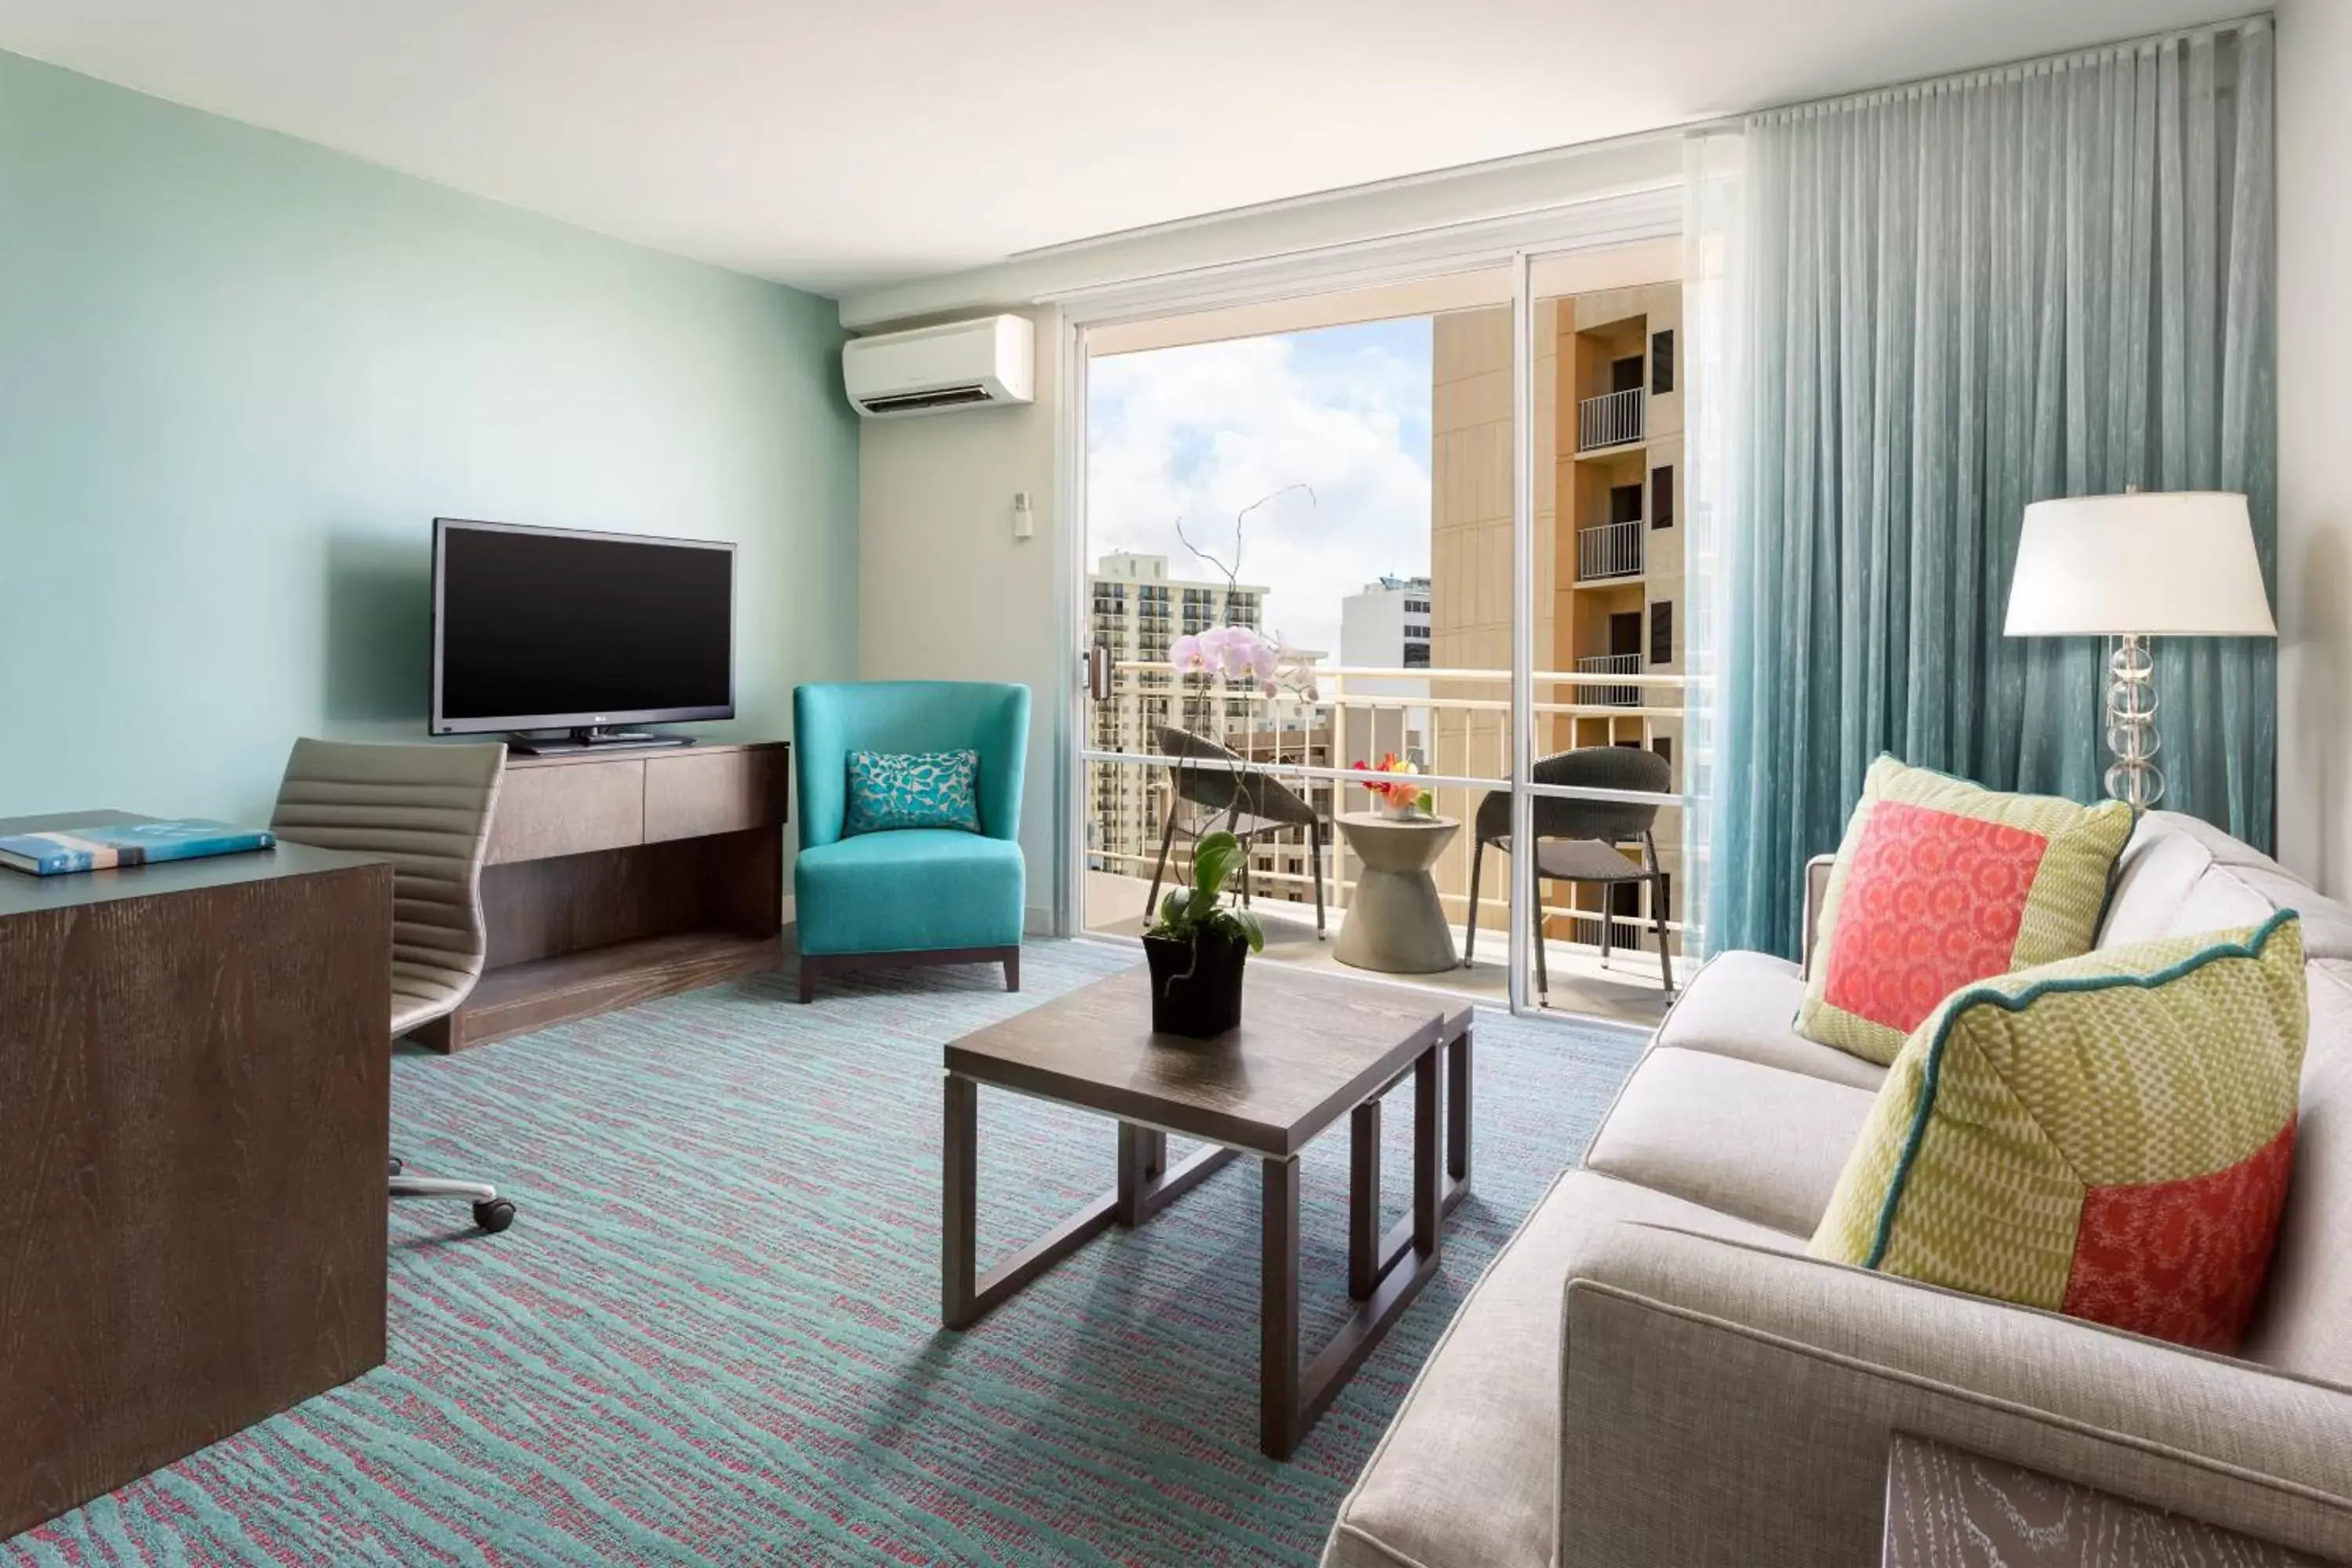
269, 737, 517, 1232
270, 738, 506, 1036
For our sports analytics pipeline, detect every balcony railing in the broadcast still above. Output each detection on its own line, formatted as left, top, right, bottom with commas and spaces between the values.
1573, 652, 1642, 707
1577, 519, 1644, 581
1080, 659, 1697, 965
1577, 386, 1646, 451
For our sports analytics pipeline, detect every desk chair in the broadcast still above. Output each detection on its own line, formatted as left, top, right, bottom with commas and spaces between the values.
1463, 746, 1675, 1002
270, 738, 517, 1233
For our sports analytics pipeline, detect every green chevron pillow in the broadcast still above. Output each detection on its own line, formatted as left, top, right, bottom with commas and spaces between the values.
1811, 913, 2307, 1350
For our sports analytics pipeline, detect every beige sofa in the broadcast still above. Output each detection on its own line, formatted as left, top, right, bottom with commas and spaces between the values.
1324, 811, 2352, 1567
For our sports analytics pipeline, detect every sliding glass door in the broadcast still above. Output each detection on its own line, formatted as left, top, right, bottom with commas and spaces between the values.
1069, 234, 1691, 1024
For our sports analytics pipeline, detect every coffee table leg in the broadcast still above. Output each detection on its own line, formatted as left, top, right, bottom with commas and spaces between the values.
946, 1092, 1232, 1331
1348, 1101, 1382, 1299
1261, 1154, 1301, 1459
1447, 1026, 1473, 1193
1414, 1044, 1440, 1254
1116, 1123, 1165, 1228
943, 1073, 978, 1328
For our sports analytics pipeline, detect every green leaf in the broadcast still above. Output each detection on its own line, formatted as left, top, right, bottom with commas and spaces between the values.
1228, 906, 1265, 953
1191, 830, 1241, 902
1150, 888, 1191, 938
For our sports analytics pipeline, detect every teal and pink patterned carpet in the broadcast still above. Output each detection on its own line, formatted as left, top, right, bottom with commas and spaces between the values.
5, 940, 1642, 1567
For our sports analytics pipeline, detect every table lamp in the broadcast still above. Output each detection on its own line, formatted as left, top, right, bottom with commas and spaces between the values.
2003, 490, 2275, 808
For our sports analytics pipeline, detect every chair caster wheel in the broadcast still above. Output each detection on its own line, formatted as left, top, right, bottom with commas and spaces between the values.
472, 1198, 516, 1234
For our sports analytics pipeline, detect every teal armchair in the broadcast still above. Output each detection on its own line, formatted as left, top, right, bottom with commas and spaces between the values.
792, 681, 1030, 1002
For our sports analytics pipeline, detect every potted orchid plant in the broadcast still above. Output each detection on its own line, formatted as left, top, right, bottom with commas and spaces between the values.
1142, 829, 1263, 1037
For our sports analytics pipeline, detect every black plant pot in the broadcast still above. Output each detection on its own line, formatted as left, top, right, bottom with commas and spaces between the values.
1143, 931, 1248, 1039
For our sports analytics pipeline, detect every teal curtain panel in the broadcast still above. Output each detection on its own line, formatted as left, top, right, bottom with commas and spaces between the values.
1713, 22, 2278, 958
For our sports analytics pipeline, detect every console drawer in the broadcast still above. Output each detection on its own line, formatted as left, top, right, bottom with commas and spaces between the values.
643, 746, 789, 844
487, 758, 645, 863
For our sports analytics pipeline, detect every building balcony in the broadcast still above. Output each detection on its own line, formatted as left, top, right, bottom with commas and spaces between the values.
1577, 518, 1645, 582
1577, 386, 1646, 452
1573, 652, 1642, 707
1080, 659, 1690, 1026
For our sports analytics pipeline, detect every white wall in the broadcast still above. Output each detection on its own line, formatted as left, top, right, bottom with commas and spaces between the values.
857, 306, 1066, 929
2276, 0, 2352, 895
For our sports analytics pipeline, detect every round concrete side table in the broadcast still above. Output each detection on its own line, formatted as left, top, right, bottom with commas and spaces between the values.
1333, 812, 1461, 975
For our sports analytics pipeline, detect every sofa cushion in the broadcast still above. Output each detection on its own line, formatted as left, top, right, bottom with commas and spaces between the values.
1812, 915, 2308, 1351
793, 829, 1024, 956
1323, 1171, 1802, 1568
1654, 950, 1888, 1091
1797, 756, 2133, 1065
1585, 1048, 1878, 1236
2100, 811, 2352, 962
2096, 816, 2218, 949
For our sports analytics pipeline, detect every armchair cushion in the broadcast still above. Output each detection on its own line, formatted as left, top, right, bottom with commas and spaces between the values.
793, 829, 1024, 957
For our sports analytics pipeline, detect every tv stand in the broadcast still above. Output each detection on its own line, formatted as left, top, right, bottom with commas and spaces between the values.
412, 741, 790, 1051
507, 726, 697, 756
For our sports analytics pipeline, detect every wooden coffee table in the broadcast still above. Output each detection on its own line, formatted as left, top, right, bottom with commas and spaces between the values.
942, 965, 1474, 1458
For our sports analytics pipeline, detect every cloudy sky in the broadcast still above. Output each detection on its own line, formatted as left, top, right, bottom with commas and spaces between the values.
1086, 317, 1432, 660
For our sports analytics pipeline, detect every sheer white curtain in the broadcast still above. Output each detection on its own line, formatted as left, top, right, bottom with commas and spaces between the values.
1679, 129, 1744, 961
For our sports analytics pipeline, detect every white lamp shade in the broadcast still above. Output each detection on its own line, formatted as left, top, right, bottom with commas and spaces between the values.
2003, 491, 2277, 638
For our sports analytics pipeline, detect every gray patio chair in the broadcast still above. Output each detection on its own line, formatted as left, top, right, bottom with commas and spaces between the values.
1145, 725, 1327, 937
1462, 745, 1675, 1000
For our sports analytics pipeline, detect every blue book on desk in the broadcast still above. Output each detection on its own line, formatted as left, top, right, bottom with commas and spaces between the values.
0, 819, 276, 877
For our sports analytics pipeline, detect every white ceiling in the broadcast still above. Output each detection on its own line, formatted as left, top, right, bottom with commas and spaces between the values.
0, 0, 2254, 299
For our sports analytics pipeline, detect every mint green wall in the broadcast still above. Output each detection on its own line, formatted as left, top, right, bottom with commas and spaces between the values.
0, 50, 858, 823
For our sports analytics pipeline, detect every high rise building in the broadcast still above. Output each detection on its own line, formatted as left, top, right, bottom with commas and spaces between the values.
1428, 280, 1686, 953
1085, 551, 1266, 878
1339, 574, 1434, 760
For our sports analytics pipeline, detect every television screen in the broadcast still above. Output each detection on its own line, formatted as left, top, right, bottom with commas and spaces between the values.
431, 519, 735, 734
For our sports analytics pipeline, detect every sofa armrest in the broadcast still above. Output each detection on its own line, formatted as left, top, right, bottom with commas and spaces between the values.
1556, 1223, 2352, 1568
1800, 853, 1836, 978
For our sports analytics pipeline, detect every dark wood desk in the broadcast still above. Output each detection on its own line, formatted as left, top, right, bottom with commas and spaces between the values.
424, 740, 790, 1051
0, 813, 392, 1539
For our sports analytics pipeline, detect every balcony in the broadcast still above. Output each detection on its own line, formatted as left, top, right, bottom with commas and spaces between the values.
1577, 518, 1644, 582
1573, 652, 1642, 707
1577, 386, 1646, 451
1080, 659, 1693, 1027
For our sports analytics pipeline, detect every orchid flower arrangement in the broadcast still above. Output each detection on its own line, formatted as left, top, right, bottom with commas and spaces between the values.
1168, 622, 1317, 701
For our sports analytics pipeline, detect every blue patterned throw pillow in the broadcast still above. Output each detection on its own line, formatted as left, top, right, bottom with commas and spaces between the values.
844, 750, 982, 836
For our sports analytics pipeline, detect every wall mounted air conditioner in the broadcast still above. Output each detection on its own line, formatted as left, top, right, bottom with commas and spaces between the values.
843, 314, 1035, 418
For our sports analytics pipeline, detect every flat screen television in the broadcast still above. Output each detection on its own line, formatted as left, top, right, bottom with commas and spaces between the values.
430, 517, 735, 750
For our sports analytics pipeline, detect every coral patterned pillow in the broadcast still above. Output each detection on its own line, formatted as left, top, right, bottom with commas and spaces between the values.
1796, 757, 2134, 1065
1810, 915, 2306, 1351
